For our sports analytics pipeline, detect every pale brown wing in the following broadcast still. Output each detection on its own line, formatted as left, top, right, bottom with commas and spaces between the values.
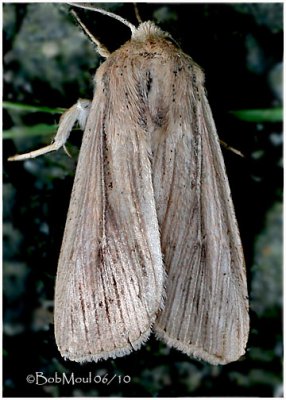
153, 58, 249, 365
54, 65, 164, 363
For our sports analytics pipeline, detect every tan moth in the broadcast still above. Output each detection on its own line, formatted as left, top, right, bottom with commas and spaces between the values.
9, 3, 249, 365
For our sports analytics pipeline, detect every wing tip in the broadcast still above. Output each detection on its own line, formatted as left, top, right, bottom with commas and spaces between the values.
155, 327, 247, 365
57, 328, 151, 363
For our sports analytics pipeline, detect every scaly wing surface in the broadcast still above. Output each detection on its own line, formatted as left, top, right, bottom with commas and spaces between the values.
153, 60, 249, 365
55, 72, 164, 362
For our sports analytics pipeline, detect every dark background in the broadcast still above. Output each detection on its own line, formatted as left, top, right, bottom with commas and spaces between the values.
3, 3, 283, 397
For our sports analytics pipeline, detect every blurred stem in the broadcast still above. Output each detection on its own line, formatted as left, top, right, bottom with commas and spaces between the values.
3, 101, 65, 114
3, 124, 58, 139
230, 108, 282, 123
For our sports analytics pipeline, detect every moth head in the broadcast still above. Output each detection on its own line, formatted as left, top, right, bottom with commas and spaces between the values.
131, 21, 174, 43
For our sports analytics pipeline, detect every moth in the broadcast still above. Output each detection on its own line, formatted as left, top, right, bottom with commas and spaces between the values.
9, 4, 249, 365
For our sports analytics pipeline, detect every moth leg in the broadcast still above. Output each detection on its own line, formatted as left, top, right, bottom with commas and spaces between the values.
8, 99, 91, 161
219, 139, 244, 158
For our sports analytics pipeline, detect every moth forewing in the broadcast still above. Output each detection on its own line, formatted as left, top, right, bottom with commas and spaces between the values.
152, 50, 249, 365
55, 52, 165, 362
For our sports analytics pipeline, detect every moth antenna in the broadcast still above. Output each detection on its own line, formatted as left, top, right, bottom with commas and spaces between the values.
133, 3, 143, 24
220, 139, 245, 158
70, 10, 110, 58
68, 3, 136, 34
